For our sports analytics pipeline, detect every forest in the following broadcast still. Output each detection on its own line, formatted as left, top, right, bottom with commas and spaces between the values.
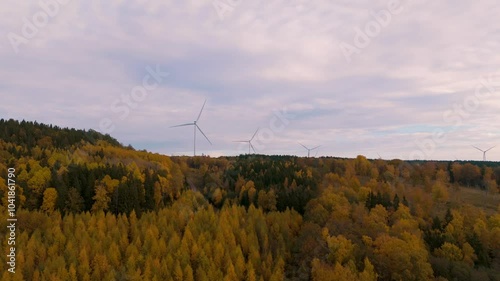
0, 118, 499, 280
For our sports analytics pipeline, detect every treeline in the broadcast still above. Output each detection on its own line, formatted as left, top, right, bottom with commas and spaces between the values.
0, 118, 122, 153
0, 144, 184, 216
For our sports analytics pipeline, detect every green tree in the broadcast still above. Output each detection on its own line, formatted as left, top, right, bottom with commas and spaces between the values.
65, 187, 85, 213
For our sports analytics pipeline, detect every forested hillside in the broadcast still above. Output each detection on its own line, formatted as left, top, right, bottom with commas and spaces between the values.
0, 119, 499, 280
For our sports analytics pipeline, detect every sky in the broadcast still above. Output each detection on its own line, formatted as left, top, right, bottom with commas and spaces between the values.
1, 0, 500, 160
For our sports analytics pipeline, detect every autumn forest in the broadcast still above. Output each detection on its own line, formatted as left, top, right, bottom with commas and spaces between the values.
0, 119, 499, 281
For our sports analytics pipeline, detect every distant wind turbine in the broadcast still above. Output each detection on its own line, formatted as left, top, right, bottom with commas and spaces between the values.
472, 145, 495, 161
170, 100, 212, 156
314, 147, 321, 157
299, 143, 321, 158
234, 128, 259, 154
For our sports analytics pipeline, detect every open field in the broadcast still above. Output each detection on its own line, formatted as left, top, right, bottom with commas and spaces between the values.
450, 187, 500, 215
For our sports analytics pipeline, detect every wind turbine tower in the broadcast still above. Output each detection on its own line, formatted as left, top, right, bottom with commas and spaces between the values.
170, 100, 212, 156
472, 145, 495, 161
234, 128, 259, 154
299, 143, 321, 158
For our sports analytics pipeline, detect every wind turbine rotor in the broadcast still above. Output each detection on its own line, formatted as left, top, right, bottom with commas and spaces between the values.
472, 145, 484, 152
250, 128, 259, 141
299, 142, 309, 150
196, 99, 207, 122
234, 128, 259, 154
170, 100, 211, 156
170, 122, 194, 128
250, 143, 256, 153
196, 124, 212, 145
472, 145, 495, 161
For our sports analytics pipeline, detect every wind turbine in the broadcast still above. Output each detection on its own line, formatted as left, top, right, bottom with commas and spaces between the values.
472, 145, 495, 161
299, 143, 321, 158
170, 100, 212, 156
314, 146, 322, 157
234, 128, 259, 154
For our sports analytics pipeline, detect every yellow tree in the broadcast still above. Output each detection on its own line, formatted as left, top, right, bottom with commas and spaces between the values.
173, 261, 183, 281
461, 242, 477, 266
358, 258, 377, 281
153, 181, 163, 209
270, 257, 285, 281
27, 166, 51, 196
184, 264, 194, 281
234, 248, 246, 280
247, 185, 257, 205
77, 248, 91, 281
41, 187, 57, 214
92, 182, 110, 212
434, 242, 463, 261
212, 188, 223, 206
101, 175, 120, 193
91, 253, 110, 280
355, 155, 371, 176
444, 210, 466, 245
224, 262, 238, 281
246, 261, 257, 281
431, 182, 449, 203
436, 169, 448, 183
390, 204, 420, 238
373, 234, 433, 281
365, 204, 389, 238
323, 230, 355, 266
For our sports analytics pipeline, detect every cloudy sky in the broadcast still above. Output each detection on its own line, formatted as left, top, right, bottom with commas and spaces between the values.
1, 0, 500, 160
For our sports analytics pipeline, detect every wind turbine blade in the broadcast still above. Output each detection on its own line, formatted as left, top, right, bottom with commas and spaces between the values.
250, 143, 256, 153
170, 123, 194, 128
299, 143, 309, 150
472, 145, 484, 152
485, 146, 496, 152
196, 125, 212, 145
196, 99, 207, 122
311, 145, 321, 150
250, 128, 259, 141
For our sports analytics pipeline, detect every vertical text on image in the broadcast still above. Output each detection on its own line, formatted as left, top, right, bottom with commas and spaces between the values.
6, 167, 17, 274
